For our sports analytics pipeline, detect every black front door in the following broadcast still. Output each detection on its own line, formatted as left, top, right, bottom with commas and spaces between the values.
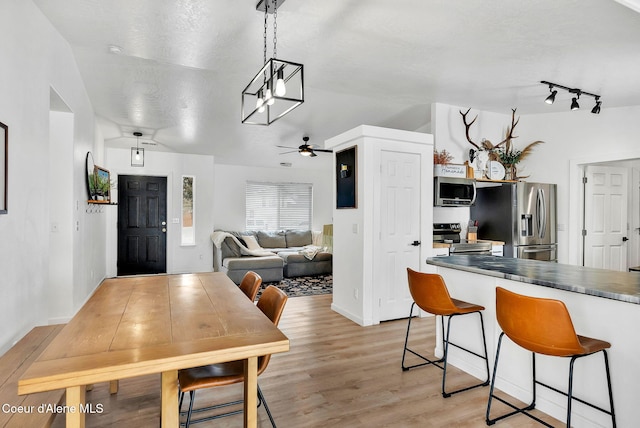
117, 175, 167, 276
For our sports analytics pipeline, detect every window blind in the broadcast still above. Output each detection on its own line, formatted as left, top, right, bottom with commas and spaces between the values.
246, 181, 313, 231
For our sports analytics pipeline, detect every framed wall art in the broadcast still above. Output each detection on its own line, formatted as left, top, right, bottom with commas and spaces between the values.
94, 165, 111, 203
335, 146, 357, 209
0, 121, 7, 214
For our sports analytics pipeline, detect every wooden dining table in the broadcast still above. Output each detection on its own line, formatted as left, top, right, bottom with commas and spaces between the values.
18, 272, 290, 427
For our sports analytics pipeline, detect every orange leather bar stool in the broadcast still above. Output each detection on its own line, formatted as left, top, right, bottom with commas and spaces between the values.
402, 268, 490, 397
486, 287, 616, 427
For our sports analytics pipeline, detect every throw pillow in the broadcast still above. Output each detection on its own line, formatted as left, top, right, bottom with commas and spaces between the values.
256, 231, 286, 248
241, 235, 262, 251
285, 230, 312, 247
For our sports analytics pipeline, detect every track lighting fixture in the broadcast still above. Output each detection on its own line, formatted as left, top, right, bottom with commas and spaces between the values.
540, 81, 601, 114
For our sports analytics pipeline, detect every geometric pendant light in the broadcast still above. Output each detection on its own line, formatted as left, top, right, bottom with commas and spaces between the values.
242, 0, 304, 125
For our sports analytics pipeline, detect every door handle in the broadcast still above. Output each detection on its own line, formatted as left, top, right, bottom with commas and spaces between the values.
161, 221, 167, 226
622, 236, 629, 242
410, 240, 421, 246
162, 228, 167, 233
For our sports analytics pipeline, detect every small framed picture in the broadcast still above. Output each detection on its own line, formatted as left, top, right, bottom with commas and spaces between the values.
336, 146, 357, 209
94, 166, 111, 202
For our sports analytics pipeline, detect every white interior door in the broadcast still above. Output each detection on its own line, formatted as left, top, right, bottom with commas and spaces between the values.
378, 150, 422, 321
584, 165, 628, 271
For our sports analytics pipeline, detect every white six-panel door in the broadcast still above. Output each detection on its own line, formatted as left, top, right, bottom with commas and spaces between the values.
584, 165, 628, 271
378, 150, 422, 321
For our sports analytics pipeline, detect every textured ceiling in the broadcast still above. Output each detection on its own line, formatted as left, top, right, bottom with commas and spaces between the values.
33, 0, 640, 170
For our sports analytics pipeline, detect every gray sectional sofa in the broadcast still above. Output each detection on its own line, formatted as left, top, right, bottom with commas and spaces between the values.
212, 229, 332, 284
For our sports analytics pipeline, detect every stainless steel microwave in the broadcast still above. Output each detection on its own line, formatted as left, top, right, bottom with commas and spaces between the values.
434, 177, 476, 206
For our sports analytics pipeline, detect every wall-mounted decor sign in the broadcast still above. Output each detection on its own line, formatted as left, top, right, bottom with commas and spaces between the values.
0, 121, 7, 214
336, 146, 357, 209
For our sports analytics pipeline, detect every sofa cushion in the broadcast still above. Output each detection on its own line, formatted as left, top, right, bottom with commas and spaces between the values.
285, 230, 312, 247
256, 231, 286, 248
223, 255, 284, 270
221, 237, 242, 258
279, 252, 333, 263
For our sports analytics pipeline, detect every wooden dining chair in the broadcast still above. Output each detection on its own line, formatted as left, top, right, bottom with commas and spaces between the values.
402, 268, 490, 397
178, 285, 288, 428
239, 271, 262, 301
486, 287, 616, 427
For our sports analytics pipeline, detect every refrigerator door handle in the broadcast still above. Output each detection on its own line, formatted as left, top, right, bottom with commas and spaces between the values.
522, 247, 554, 253
537, 188, 546, 239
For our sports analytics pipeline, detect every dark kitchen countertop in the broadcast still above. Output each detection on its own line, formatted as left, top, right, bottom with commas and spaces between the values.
426, 255, 640, 305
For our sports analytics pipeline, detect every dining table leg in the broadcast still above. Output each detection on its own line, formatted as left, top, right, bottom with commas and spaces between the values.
244, 356, 258, 428
66, 385, 86, 428
161, 370, 179, 428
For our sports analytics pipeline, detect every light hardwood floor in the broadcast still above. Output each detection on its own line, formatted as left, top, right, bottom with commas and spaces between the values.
51, 294, 559, 427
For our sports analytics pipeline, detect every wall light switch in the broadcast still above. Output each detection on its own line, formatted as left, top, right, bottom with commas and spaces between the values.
172, 218, 180, 224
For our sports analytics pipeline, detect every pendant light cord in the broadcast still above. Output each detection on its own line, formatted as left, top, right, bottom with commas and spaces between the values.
273, 0, 278, 59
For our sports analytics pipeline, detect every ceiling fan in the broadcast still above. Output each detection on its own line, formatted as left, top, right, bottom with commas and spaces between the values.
277, 136, 333, 157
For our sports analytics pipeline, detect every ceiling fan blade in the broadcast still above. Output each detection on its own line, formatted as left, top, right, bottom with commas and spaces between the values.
313, 149, 333, 153
310, 151, 318, 157
280, 150, 298, 155
276, 145, 297, 149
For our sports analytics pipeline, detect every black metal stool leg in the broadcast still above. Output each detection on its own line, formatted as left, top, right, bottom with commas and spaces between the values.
185, 390, 195, 428
603, 350, 617, 428
402, 303, 445, 371
486, 334, 542, 426
441, 315, 452, 397
441, 312, 490, 397
258, 384, 277, 428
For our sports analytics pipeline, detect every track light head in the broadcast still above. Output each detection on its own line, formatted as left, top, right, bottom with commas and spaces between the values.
545, 89, 557, 105
591, 97, 602, 114
570, 97, 580, 111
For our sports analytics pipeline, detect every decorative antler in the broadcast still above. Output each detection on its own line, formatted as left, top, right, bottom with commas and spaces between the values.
459, 108, 481, 150
495, 108, 520, 150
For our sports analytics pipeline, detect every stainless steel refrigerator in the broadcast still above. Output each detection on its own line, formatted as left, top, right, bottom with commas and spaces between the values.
470, 182, 557, 261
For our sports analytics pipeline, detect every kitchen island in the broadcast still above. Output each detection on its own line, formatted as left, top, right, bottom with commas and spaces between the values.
426, 255, 639, 428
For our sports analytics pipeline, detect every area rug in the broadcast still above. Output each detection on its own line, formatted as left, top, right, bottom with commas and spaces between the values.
261, 274, 333, 298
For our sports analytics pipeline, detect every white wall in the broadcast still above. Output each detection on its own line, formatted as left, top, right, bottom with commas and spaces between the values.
516, 106, 640, 264
48, 111, 74, 321
213, 164, 333, 232
105, 148, 216, 275
0, 0, 104, 353
430, 102, 640, 265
